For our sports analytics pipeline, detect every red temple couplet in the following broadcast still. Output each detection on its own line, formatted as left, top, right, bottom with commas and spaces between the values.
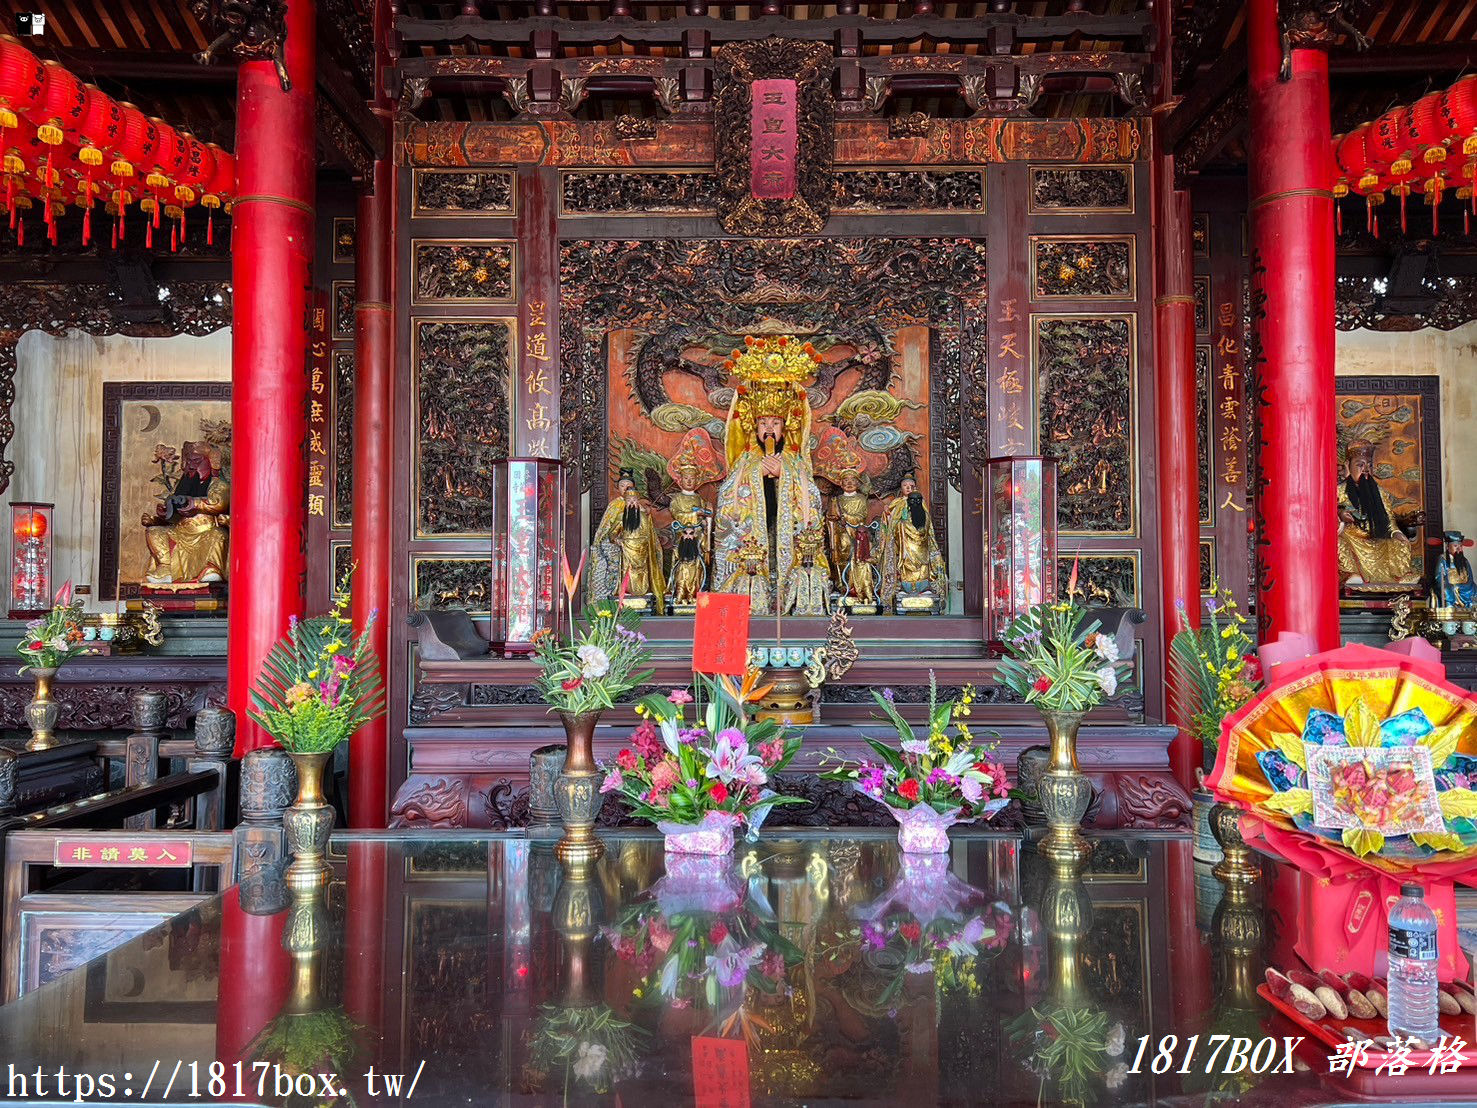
749, 79, 798, 200
692, 592, 751, 675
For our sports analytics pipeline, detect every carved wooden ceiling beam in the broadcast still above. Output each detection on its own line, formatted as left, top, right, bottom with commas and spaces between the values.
396, 49, 1152, 117
316, 56, 386, 178
396, 10, 1154, 50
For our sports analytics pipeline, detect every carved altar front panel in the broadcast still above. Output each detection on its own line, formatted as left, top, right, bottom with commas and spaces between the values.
412, 319, 513, 537
1032, 314, 1137, 536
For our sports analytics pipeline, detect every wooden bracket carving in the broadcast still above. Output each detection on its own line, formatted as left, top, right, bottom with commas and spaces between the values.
189, 0, 291, 90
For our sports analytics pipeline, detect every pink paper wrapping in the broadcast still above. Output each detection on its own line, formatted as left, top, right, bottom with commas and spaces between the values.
1255, 630, 1319, 682
1241, 813, 1470, 982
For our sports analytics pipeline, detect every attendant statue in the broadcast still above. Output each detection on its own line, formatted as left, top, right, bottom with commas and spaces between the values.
712, 335, 824, 609
1337, 441, 1422, 586
664, 430, 723, 613
782, 526, 831, 616
1433, 530, 1477, 608
878, 472, 949, 613
593, 468, 666, 611
142, 440, 230, 586
815, 431, 879, 612
720, 531, 771, 614
844, 522, 879, 609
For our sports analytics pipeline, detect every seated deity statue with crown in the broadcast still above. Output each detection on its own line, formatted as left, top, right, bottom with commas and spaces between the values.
711, 335, 824, 616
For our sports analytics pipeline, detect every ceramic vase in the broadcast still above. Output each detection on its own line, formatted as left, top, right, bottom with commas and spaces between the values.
886, 803, 959, 854
657, 810, 739, 856
1037, 707, 1093, 872
25, 666, 58, 751
283, 751, 334, 891
554, 710, 605, 872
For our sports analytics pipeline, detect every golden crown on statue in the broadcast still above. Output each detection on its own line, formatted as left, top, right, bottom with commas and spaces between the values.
723, 334, 820, 464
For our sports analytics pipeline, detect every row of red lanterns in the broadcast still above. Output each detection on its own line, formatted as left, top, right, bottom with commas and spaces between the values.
1333, 75, 1477, 238
0, 36, 236, 249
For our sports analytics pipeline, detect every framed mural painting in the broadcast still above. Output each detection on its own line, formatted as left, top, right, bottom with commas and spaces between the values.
98, 382, 232, 604
1334, 375, 1442, 596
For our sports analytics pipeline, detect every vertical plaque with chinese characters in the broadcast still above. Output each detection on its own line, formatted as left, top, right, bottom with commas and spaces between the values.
714, 39, 833, 236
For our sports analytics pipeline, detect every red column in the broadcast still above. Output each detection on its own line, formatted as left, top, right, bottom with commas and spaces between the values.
215, 890, 290, 1068
227, 0, 316, 754
344, 840, 388, 1033
1248, 0, 1340, 650
349, 0, 395, 823
1152, 1, 1200, 789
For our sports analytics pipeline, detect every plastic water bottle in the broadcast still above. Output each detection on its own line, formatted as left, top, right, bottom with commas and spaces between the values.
1387, 883, 1440, 1042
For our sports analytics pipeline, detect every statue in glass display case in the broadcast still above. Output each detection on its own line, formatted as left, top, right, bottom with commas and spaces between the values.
720, 531, 772, 614
712, 336, 824, 609
782, 525, 831, 616
593, 468, 666, 612
665, 430, 723, 615
1337, 441, 1423, 588
1432, 530, 1477, 608
878, 471, 948, 613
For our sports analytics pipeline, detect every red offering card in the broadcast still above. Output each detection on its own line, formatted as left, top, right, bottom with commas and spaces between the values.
692, 1036, 751, 1108
693, 592, 751, 675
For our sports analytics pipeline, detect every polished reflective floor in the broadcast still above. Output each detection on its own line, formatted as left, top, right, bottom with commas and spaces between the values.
2, 830, 1473, 1105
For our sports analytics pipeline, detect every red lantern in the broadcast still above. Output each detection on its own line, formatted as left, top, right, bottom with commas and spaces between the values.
110, 104, 156, 231
1368, 106, 1417, 232
143, 117, 180, 229
74, 86, 120, 245
1444, 76, 1477, 217
1409, 91, 1453, 162
1336, 124, 1369, 179
200, 144, 234, 244
30, 61, 84, 222
0, 37, 45, 163
172, 132, 212, 238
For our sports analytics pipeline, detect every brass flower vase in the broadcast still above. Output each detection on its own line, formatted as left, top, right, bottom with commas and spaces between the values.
1037, 707, 1093, 874
554, 710, 605, 874
25, 666, 59, 751
283, 751, 334, 891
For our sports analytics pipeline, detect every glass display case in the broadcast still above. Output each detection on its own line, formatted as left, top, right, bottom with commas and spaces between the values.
489, 459, 563, 657
9, 501, 53, 619
984, 456, 1058, 651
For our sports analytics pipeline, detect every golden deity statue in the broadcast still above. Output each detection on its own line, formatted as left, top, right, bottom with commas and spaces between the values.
712, 335, 824, 608
593, 468, 666, 611
665, 430, 724, 613
1337, 441, 1422, 587
814, 431, 878, 611
142, 440, 230, 587
782, 525, 831, 616
878, 472, 949, 613
721, 531, 772, 614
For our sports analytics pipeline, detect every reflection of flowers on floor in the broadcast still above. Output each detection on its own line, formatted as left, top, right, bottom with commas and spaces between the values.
1006, 1004, 1127, 1107
522, 1005, 646, 1098
847, 852, 1012, 1005
606, 856, 801, 1046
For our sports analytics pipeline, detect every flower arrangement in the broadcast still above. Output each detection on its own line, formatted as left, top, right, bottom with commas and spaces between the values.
248, 1008, 364, 1108
523, 1005, 645, 1098
248, 572, 385, 754
530, 551, 654, 716
1167, 578, 1261, 753
16, 582, 86, 673
996, 579, 1134, 713
1006, 1005, 1128, 1105
820, 677, 1009, 822
599, 670, 804, 845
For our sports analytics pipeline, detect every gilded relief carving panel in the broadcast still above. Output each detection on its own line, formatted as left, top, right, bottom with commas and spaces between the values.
1035, 315, 1135, 534
414, 320, 512, 536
